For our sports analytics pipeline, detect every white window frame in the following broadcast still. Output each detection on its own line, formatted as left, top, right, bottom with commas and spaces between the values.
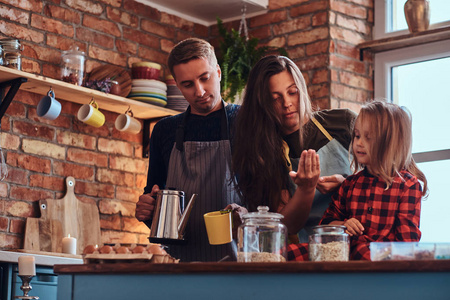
374, 39, 450, 102
374, 0, 450, 39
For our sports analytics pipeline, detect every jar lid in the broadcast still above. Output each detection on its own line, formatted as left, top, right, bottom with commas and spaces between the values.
242, 206, 284, 220
62, 46, 86, 57
311, 225, 347, 234
0, 38, 21, 48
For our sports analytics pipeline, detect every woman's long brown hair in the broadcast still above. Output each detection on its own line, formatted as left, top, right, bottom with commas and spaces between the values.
232, 56, 312, 212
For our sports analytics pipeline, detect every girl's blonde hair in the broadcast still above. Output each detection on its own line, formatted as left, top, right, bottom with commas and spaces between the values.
350, 100, 428, 196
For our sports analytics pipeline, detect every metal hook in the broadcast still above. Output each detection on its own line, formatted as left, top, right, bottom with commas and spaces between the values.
125, 106, 134, 117
238, 2, 249, 41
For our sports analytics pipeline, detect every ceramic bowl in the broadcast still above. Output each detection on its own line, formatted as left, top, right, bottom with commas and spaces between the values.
132, 62, 161, 80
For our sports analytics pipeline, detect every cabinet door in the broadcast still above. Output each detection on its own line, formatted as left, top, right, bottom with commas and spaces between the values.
12, 265, 58, 300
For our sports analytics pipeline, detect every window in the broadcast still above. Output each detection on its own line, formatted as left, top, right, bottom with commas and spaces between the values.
374, 0, 450, 38
374, 1, 450, 243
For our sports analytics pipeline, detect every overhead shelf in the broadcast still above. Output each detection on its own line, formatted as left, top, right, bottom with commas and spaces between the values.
357, 25, 450, 60
0, 66, 179, 119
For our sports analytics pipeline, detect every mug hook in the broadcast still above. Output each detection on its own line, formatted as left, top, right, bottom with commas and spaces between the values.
125, 106, 134, 117
89, 98, 98, 109
47, 87, 55, 98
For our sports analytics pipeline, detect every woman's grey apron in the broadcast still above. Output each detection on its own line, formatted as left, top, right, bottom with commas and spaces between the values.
291, 118, 352, 243
164, 103, 239, 262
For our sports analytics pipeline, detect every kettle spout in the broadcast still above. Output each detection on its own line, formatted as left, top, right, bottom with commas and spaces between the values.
178, 193, 197, 239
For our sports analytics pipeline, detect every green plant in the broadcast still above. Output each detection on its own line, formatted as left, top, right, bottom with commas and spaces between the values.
216, 17, 288, 103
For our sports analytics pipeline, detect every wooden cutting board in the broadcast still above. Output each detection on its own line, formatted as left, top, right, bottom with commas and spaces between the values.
88, 65, 132, 98
24, 177, 101, 255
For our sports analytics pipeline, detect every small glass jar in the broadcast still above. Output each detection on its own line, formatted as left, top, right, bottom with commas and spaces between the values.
110, 80, 121, 95
0, 39, 22, 70
61, 46, 85, 86
309, 225, 349, 261
237, 206, 288, 262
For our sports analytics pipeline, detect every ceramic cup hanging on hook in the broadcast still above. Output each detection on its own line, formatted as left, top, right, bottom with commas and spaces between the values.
37, 87, 62, 120
77, 98, 105, 127
115, 107, 142, 134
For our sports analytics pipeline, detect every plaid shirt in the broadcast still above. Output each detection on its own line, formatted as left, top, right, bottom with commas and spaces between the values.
288, 168, 422, 261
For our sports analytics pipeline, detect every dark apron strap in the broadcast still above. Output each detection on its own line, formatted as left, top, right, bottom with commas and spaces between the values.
175, 100, 229, 151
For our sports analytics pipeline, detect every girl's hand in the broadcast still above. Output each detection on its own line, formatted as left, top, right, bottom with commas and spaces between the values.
343, 218, 364, 236
317, 174, 345, 194
289, 149, 320, 191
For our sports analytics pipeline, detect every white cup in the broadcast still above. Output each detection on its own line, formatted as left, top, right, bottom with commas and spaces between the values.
37, 90, 61, 120
115, 113, 141, 134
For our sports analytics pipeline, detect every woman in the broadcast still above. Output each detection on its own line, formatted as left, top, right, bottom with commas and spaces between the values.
232, 55, 356, 240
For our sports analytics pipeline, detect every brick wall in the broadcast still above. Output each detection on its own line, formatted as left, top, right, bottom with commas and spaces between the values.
0, 0, 208, 249
0, 0, 374, 249
210, 0, 374, 111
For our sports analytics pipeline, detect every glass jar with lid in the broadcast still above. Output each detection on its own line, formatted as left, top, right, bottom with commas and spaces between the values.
237, 206, 287, 262
0, 39, 22, 70
61, 46, 85, 86
308, 225, 349, 261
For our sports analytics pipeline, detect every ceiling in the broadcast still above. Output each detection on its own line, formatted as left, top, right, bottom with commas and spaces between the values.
137, 0, 268, 26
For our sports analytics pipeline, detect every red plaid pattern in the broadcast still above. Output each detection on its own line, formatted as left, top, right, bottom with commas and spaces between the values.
287, 243, 308, 261
320, 168, 422, 260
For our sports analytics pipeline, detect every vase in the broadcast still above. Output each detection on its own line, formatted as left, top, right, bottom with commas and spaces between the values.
404, 0, 430, 33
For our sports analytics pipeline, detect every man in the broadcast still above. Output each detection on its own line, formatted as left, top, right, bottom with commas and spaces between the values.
135, 38, 241, 262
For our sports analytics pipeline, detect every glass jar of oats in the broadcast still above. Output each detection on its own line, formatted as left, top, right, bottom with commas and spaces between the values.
237, 206, 287, 262
309, 225, 349, 261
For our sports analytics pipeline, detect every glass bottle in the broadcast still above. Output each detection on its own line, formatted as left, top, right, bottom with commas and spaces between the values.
61, 46, 85, 86
0, 39, 22, 70
308, 225, 349, 261
237, 206, 287, 262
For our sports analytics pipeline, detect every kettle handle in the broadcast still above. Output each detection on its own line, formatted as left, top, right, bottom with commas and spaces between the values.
178, 193, 198, 238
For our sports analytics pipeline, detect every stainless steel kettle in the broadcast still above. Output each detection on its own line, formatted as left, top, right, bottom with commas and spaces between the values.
149, 189, 197, 244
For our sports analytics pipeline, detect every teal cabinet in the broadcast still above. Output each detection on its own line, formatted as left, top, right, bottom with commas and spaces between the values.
1, 263, 57, 300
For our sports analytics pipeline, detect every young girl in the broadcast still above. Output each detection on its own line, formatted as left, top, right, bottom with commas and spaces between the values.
288, 100, 428, 261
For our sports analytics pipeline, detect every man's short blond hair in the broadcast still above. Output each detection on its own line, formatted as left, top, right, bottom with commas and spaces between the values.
167, 38, 218, 79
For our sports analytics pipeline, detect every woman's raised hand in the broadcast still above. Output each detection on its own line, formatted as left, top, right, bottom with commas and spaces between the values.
289, 149, 320, 191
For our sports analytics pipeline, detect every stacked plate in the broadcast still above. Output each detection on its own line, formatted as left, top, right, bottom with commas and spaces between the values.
128, 79, 167, 107
165, 75, 188, 112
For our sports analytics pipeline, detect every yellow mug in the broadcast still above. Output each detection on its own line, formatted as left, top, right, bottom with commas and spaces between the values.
77, 100, 105, 127
204, 211, 232, 245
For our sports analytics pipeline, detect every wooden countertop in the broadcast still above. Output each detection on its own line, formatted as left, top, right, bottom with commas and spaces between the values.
53, 260, 450, 275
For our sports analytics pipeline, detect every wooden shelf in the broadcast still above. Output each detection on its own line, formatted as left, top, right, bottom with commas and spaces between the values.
358, 25, 450, 60
0, 66, 179, 119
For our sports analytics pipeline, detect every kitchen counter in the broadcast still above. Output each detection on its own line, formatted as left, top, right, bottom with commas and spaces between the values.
54, 260, 450, 300
0, 250, 83, 266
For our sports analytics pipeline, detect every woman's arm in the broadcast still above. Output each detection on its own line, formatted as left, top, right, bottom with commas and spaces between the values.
279, 150, 320, 234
